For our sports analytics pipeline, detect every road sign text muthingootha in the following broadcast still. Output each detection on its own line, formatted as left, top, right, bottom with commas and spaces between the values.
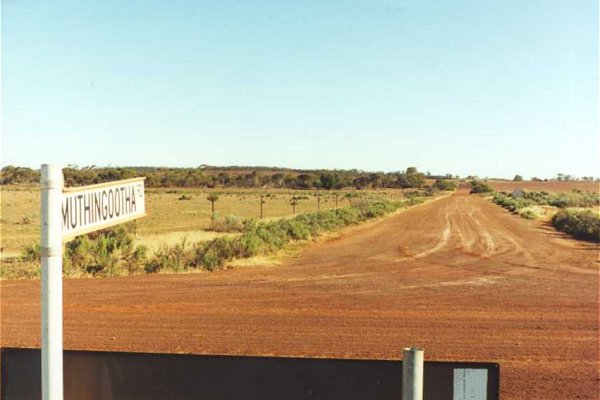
61, 178, 146, 239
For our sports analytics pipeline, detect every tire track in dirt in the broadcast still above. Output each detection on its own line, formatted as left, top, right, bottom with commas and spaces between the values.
401, 204, 453, 260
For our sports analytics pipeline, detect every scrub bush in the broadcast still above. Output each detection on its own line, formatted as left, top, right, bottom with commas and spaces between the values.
470, 180, 494, 194
187, 197, 411, 271
551, 209, 600, 242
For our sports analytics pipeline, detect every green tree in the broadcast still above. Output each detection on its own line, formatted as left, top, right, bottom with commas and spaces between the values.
319, 172, 339, 190
513, 175, 523, 182
396, 167, 425, 188
270, 173, 285, 188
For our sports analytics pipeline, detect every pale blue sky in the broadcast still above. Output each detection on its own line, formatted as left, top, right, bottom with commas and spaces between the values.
2, 0, 598, 178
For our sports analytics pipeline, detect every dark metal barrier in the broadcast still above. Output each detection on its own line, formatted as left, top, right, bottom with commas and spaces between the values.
1, 348, 499, 400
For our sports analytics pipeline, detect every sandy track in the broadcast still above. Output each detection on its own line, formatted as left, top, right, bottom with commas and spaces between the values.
2, 191, 598, 399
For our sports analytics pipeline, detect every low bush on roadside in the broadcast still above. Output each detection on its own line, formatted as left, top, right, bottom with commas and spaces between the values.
432, 179, 457, 191
494, 189, 599, 212
492, 190, 600, 242
547, 190, 600, 208
492, 193, 532, 213
64, 226, 148, 277
6, 224, 148, 279
144, 238, 188, 273
551, 209, 600, 242
518, 209, 538, 220
185, 198, 409, 271
207, 214, 258, 233
470, 180, 494, 194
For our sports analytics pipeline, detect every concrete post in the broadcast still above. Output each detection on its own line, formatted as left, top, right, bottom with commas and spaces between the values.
41, 164, 64, 400
402, 347, 424, 400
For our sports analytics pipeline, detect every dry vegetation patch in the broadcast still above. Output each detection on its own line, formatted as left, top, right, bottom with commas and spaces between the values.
1, 187, 432, 279
1, 186, 405, 257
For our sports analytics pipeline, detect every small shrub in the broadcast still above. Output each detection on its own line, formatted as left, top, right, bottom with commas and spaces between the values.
20, 242, 41, 262
470, 180, 493, 194
200, 248, 221, 271
63, 225, 147, 277
234, 232, 265, 257
551, 209, 600, 242
284, 219, 311, 240
519, 209, 537, 220
191, 237, 236, 271
209, 214, 245, 232
145, 240, 186, 274
432, 179, 456, 191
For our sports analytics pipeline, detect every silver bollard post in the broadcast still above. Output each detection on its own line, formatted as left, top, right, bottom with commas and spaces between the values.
402, 347, 424, 400
41, 164, 64, 400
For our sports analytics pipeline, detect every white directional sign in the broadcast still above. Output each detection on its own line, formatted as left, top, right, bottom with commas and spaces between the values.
453, 368, 488, 400
62, 177, 146, 239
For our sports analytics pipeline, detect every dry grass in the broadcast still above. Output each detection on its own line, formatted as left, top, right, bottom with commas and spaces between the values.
487, 180, 599, 192
1, 186, 39, 257
1, 186, 408, 257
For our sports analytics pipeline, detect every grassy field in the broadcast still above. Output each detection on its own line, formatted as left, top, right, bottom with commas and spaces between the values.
1, 186, 408, 257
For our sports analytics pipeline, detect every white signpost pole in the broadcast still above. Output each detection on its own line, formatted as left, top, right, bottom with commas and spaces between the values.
402, 347, 424, 400
41, 164, 64, 400
39, 165, 145, 399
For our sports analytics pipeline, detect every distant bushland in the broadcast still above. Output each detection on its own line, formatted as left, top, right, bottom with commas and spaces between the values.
1, 165, 429, 190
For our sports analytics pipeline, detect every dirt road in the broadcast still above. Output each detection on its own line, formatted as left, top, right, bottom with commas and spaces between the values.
2, 191, 598, 399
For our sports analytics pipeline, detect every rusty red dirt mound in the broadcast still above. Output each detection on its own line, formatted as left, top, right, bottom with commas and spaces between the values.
2, 190, 599, 399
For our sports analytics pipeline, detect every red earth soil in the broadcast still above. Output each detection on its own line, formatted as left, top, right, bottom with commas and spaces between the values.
2, 190, 599, 399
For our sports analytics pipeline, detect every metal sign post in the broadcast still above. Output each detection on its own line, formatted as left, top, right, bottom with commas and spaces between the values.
402, 347, 424, 400
40, 165, 146, 400
41, 165, 64, 400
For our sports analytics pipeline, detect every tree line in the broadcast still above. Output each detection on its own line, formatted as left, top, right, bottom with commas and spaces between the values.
1, 165, 432, 190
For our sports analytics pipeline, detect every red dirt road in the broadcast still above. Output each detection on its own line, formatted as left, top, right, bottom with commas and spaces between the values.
2, 191, 599, 399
